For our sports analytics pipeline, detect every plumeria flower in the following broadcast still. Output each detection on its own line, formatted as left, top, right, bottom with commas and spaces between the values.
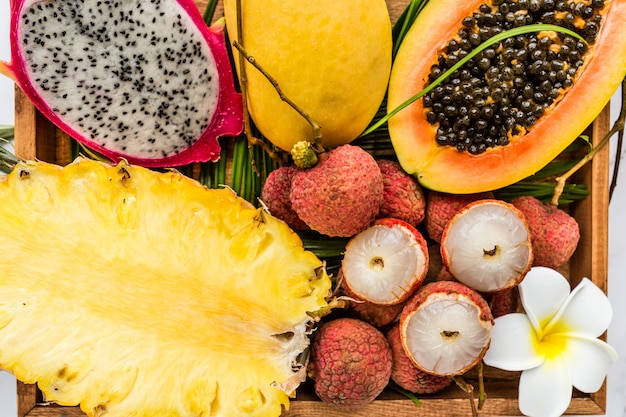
483, 266, 617, 417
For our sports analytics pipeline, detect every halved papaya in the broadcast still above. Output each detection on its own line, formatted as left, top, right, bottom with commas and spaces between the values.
387, 0, 626, 194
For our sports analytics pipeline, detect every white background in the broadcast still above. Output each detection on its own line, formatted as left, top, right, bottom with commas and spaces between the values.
0, 1, 624, 417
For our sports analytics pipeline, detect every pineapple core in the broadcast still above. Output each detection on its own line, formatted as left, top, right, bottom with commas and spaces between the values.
0, 158, 331, 417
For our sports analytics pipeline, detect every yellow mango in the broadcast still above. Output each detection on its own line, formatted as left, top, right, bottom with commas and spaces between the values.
224, 0, 392, 151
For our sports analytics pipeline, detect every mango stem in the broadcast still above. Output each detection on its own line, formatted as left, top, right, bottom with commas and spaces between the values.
231, 41, 323, 151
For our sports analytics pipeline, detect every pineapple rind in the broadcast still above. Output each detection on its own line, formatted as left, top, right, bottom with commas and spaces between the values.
0, 158, 331, 417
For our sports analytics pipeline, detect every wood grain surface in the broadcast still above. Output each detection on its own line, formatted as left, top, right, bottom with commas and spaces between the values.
12, 0, 609, 416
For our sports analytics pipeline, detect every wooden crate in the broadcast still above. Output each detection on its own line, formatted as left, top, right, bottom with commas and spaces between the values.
12, 0, 611, 416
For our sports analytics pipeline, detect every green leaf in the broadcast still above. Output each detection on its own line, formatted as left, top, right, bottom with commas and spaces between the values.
392, 0, 430, 59
494, 181, 589, 205
0, 128, 18, 174
387, 382, 422, 407
0, 126, 14, 141
203, 0, 221, 25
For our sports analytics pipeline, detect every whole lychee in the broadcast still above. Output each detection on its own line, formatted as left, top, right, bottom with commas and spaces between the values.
260, 166, 309, 230
424, 191, 494, 243
511, 195, 580, 268
486, 287, 519, 318
387, 324, 453, 394
376, 159, 426, 226
309, 317, 392, 410
290, 145, 383, 237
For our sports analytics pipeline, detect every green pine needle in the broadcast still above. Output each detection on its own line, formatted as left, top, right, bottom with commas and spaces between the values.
387, 382, 423, 407
203, 0, 221, 25
392, 0, 430, 59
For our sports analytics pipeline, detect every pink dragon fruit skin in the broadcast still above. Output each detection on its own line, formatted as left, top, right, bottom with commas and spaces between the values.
0, 0, 243, 168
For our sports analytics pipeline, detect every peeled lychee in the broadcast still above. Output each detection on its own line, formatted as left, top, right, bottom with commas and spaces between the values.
309, 317, 392, 410
387, 324, 453, 394
376, 159, 426, 226
399, 281, 494, 377
424, 191, 494, 243
440, 199, 533, 293
511, 195, 580, 269
260, 166, 310, 230
437, 266, 519, 318
341, 218, 429, 305
290, 144, 384, 237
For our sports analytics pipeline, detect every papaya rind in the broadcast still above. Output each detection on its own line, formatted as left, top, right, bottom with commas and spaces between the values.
388, 0, 626, 194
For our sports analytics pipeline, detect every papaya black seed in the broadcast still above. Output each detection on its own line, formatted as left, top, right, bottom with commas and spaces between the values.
421, 0, 605, 154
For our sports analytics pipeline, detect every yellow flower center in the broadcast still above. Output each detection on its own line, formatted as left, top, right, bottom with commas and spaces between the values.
536, 333, 569, 359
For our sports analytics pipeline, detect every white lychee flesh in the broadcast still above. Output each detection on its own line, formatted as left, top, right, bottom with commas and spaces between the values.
402, 292, 492, 376
342, 220, 428, 305
441, 200, 532, 293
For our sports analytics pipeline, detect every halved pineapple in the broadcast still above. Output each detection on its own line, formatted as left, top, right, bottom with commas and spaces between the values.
0, 158, 331, 417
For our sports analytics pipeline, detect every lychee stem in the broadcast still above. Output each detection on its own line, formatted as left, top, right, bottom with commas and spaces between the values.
453, 376, 479, 417
291, 141, 319, 169
308, 297, 351, 320
477, 362, 486, 410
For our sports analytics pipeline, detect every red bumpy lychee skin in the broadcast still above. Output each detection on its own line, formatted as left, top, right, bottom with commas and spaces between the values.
424, 191, 494, 243
260, 166, 309, 230
348, 297, 404, 328
338, 271, 404, 327
289, 144, 384, 237
511, 195, 580, 268
309, 317, 392, 410
376, 159, 426, 226
387, 325, 453, 394
486, 287, 519, 318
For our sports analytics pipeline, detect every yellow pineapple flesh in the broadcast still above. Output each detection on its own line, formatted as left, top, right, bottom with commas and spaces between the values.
0, 158, 331, 417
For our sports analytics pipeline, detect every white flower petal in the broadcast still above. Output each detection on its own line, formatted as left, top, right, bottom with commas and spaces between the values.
548, 278, 612, 338
518, 357, 572, 417
564, 335, 618, 393
519, 267, 570, 332
483, 313, 544, 371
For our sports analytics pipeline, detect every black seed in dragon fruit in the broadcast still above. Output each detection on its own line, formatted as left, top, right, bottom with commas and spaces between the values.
0, 0, 243, 168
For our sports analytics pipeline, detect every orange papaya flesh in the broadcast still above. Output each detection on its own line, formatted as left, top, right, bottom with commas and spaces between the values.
388, 0, 626, 194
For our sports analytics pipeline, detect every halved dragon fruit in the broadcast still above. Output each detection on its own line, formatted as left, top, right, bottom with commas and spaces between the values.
0, 0, 243, 167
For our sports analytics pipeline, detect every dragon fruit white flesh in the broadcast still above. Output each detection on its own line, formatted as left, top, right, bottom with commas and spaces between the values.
0, 0, 243, 168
